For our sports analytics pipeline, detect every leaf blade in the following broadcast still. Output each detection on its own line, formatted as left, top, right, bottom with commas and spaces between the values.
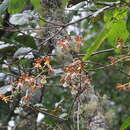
82, 27, 108, 61
31, 0, 42, 13
8, 0, 26, 14
120, 117, 130, 130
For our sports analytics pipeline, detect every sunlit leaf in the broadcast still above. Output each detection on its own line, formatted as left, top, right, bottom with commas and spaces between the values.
8, 0, 26, 14
126, 11, 130, 34
104, 8, 128, 46
15, 35, 36, 48
83, 27, 108, 61
120, 117, 130, 130
31, 0, 42, 13
62, 0, 68, 7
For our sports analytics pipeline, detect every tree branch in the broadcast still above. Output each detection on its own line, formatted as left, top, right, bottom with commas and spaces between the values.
64, 1, 120, 27
77, 45, 130, 57
25, 104, 66, 123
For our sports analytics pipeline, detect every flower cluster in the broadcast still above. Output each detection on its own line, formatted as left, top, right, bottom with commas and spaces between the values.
10, 72, 46, 103
9, 57, 53, 104
60, 58, 90, 95
108, 56, 116, 64
0, 94, 12, 103
33, 58, 43, 68
33, 56, 54, 74
57, 36, 84, 53
57, 39, 70, 50
0, 56, 54, 104
14, 73, 42, 91
74, 36, 84, 52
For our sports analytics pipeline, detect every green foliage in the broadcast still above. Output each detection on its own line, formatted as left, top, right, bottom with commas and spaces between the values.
8, 0, 26, 14
126, 11, 130, 34
104, 8, 129, 46
19, 59, 31, 67
31, 0, 42, 13
15, 35, 36, 49
62, 0, 69, 7
83, 27, 108, 61
120, 117, 130, 130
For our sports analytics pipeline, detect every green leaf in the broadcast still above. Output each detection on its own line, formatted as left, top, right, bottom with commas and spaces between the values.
0, 0, 9, 16
62, 0, 68, 7
120, 117, 130, 130
19, 59, 31, 67
108, 20, 129, 46
31, 0, 42, 13
126, 11, 130, 34
15, 35, 36, 49
8, 0, 26, 14
104, 8, 129, 46
82, 27, 108, 61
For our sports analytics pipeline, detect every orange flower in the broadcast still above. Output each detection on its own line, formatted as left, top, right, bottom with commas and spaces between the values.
34, 58, 43, 63
22, 95, 32, 103
74, 36, 83, 43
35, 85, 42, 89
33, 58, 44, 68
0, 94, 12, 103
60, 76, 65, 84
108, 56, 116, 64
127, 85, 130, 90
40, 75, 47, 84
44, 56, 51, 66
57, 39, 70, 50
2, 96, 12, 103
43, 56, 54, 74
116, 83, 125, 90
82, 76, 91, 85
30, 85, 42, 91
33, 63, 42, 68
28, 76, 35, 84
74, 37, 84, 52
0, 94, 4, 99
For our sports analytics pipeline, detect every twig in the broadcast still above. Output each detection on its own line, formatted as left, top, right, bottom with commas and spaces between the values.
76, 45, 130, 57
95, 1, 120, 6
64, 1, 121, 27
41, 27, 64, 46
88, 55, 130, 71
25, 104, 66, 123
39, 17, 64, 27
